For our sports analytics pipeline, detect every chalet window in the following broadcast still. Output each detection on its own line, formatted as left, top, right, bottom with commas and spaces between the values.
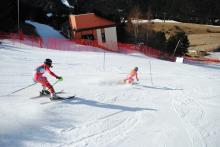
101, 32, 106, 42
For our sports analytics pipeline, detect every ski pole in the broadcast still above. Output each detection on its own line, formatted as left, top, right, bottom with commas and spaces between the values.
149, 61, 153, 85
52, 79, 60, 86
45, 79, 61, 91
9, 82, 37, 95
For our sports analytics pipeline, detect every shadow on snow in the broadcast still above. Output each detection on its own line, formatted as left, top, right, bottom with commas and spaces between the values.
133, 84, 183, 91
61, 97, 158, 112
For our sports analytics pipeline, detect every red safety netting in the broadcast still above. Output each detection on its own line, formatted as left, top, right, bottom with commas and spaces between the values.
1, 32, 219, 63
118, 42, 176, 61
0, 32, 42, 48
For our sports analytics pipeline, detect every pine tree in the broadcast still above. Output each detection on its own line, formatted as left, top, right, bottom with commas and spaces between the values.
167, 31, 190, 56
148, 31, 166, 51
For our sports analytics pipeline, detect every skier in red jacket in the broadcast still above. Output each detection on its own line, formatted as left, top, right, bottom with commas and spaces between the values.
33, 59, 63, 99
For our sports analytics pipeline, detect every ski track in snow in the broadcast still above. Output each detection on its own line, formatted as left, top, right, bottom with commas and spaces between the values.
56, 111, 141, 147
171, 90, 207, 147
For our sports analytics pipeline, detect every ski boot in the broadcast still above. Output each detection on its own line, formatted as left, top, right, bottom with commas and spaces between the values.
40, 89, 50, 96
50, 93, 60, 100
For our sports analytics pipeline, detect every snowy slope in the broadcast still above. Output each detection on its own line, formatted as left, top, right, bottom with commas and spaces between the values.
0, 40, 220, 147
26, 21, 66, 42
60, 0, 74, 8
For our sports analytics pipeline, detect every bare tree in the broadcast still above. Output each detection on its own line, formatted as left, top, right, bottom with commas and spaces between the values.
127, 6, 142, 44
146, 6, 153, 21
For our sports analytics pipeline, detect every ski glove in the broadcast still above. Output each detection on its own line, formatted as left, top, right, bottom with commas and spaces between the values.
57, 76, 63, 81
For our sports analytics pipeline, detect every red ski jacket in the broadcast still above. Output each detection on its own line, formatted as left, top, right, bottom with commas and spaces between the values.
33, 64, 58, 81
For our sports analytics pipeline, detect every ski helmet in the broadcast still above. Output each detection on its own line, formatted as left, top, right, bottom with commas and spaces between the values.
44, 59, 52, 67
134, 67, 138, 71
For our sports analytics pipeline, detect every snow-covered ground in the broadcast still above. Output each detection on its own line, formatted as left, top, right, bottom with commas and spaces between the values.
0, 39, 220, 147
60, 0, 74, 8
131, 19, 181, 24
1, 20, 220, 147
26, 21, 66, 42
132, 19, 220, 28
207, 52, 220, 60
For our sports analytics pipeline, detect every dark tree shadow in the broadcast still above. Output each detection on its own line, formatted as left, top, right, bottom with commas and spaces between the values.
62, 97, 158, 112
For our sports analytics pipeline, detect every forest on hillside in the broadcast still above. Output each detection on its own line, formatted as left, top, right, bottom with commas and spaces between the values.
78, 0, 220, 25
1, 0, 220, 57
1, 0, 220, 32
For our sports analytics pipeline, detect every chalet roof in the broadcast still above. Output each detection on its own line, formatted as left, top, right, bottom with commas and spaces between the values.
69, 13, 115, 31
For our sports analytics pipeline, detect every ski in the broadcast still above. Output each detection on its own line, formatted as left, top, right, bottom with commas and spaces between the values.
30, 90, 64, 99
40, 95, 76, 104
132, 82, 139, 85
50, 95, 76, 101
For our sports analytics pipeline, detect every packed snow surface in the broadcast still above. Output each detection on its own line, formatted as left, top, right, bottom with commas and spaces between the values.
25, 21, 66, 42
131, 19, 181, 24
0, 40, 220, 147
60, 0, 74, 8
